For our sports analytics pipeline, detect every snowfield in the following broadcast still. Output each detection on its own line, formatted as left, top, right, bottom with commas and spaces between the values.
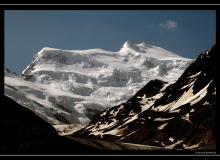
4, 41, 193, 125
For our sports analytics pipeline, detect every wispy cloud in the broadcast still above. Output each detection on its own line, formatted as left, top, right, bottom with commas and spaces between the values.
160, 20, 178, 30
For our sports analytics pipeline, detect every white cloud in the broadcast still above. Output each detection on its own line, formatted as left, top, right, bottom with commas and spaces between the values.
160, 20, 178, 30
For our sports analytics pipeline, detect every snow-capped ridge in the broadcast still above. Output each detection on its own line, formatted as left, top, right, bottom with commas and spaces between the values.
35, 47, 62, 57
38, 47, 114, 56
35, 41, 188, 61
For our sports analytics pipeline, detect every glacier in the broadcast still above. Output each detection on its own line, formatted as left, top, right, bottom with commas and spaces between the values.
4, 41, 193, 125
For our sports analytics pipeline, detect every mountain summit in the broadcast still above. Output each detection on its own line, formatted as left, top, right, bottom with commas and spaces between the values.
119, 41, 182, 59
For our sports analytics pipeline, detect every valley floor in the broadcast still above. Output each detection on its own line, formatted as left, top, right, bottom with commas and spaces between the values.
67, 137, 172, 150
65, 137, 215, 154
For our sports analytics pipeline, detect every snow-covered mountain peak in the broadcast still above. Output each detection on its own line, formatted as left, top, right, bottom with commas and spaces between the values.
119, 41, 184, 60
7, 42, 193, 125
121, 40, 138, 49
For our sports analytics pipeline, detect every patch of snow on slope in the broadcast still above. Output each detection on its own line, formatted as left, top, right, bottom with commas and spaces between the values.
169, 80, 212, 111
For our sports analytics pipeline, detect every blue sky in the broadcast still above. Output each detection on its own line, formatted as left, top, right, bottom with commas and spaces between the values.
5, 10, 216, 74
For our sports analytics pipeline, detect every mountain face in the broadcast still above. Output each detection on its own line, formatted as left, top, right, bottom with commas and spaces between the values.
4, 41, 192, 125
73, 46, 216, 150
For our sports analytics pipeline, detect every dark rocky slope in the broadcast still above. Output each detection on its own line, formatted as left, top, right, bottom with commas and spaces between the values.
0, 96, 99, 154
